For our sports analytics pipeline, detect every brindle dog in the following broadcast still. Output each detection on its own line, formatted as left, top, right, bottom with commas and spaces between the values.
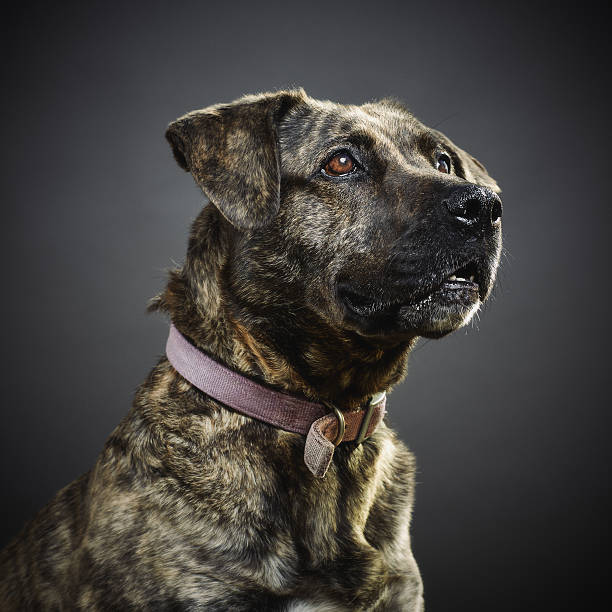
0, 89, 502, 610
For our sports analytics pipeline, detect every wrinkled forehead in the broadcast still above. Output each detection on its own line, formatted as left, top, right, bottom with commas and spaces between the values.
278, 99, 431, 174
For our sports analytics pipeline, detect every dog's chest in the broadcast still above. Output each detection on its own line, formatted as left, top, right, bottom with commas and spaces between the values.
145, 427, 419, 609
65, 390, 420, 609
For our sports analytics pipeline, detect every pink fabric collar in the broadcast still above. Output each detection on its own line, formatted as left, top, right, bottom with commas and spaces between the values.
165, 324, 387, 477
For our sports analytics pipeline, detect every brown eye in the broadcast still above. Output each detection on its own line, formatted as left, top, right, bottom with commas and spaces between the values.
324, 151, 356, 176
436, 153, 451, 174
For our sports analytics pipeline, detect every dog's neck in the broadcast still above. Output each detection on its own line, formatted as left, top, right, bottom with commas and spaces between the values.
151, 207, 415, 409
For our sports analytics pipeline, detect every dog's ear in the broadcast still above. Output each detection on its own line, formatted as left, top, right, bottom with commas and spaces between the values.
166, 90, 306, 229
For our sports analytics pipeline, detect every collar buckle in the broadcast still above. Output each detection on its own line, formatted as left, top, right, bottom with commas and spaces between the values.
355, 391, 386, 445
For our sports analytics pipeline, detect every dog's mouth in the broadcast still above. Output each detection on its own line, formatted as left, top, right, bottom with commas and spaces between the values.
439, 260, 481, 295
341, 260, 482, 315
338, 259, 487, 336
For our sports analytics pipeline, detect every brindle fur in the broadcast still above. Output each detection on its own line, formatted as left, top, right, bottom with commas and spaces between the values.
0, 89, 502, 610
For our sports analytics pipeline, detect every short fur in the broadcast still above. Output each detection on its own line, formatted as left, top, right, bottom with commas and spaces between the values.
0, 89, 502, 610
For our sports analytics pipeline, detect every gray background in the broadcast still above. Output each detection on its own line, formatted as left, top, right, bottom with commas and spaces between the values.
1, 1, 609, 609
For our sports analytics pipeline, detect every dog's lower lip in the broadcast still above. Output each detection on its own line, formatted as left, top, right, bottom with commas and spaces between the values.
343, 295, 397, 317
441, 277, 478, 290
339, 275, 480, 320
338, 285, 400, 318
339, 258, 487, 320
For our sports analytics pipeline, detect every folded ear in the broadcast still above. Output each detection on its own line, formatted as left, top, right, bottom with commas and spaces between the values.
166, 89, 306, 229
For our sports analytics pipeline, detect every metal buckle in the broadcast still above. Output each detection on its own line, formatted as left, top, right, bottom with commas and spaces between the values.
324, 401, 345, 446
355, 391, 386, 445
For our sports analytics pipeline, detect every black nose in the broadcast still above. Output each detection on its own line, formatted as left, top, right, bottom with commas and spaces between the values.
444, 186, 502, 229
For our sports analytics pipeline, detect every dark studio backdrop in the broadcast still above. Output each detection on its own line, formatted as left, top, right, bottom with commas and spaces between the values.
1, 1, 610, 610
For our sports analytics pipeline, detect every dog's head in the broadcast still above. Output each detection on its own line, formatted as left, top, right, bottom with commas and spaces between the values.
166, 90, 502, 342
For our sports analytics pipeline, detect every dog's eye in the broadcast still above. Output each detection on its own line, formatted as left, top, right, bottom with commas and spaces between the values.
436, 153, 451, 174
323, 151, 356, 176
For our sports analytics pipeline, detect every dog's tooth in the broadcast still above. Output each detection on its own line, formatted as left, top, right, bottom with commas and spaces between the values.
469, 275, 475, 282
449, 275, 457, 281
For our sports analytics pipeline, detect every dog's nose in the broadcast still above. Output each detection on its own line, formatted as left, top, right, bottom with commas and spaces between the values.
444, 186, 502, 229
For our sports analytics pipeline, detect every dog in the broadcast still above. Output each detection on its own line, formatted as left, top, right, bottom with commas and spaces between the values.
0, 89, 502, 610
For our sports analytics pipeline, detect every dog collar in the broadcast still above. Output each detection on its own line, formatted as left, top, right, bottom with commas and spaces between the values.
165, 324, 387, 477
